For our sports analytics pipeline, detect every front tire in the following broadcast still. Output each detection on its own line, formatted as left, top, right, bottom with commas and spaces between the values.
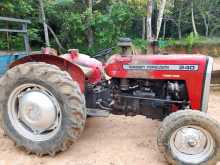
157, 110, 220, 165
0, 62, 86, 156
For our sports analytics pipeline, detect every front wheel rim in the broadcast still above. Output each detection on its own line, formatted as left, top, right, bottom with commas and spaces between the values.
7, 83, 62, 142
170, 125, 215, 164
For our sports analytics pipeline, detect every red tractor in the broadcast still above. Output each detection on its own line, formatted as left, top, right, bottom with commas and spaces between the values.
0, 38, 220, 165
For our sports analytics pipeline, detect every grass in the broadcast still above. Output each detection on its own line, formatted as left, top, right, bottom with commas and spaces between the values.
163, 34, 220, 49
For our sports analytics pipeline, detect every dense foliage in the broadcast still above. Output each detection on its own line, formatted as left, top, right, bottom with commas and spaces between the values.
1, 0, 220, 55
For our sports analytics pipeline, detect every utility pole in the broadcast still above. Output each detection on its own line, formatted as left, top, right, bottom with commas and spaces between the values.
39, 0, 50, 47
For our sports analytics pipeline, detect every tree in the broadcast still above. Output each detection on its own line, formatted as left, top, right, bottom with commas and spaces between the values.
0, 0, 40, 50
146, 0, 153, 40
85, 0, 94, 48
2, 0, 220, 54
196, 0, 220, 37
177, 1, 183, 39
39, 0, 50, 47
191, 0, 198, 36
156, 0, 167, 39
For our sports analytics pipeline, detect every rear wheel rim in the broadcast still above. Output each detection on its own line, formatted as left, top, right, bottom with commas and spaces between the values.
7, 83, 62, 142
170, 125, 215, 164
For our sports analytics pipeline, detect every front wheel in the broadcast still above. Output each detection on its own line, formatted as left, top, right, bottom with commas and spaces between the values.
0, 62, 86, 156
157, 110, 220, 165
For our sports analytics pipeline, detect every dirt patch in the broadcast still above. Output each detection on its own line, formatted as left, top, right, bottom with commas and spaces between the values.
212, 58, 220, 84
0, 91, 220, 165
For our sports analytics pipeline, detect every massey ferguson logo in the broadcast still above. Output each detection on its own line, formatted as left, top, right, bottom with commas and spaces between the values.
123, 64, 199, 71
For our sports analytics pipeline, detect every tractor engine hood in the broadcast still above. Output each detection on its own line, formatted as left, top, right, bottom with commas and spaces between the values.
105, 54, 208, 79
105, 54, 213, 112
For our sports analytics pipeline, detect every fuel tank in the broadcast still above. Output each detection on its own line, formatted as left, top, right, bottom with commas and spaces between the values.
105, 54, 213, 112
61, 50, 103, 84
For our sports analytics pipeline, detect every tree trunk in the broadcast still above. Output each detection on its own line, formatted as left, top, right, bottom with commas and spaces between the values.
156, 0, 166, 40
142, 17, 146, 39
146, 0, 153, 41
191, 1, 198, 36
163, 20, 166, 39
85, 0, 94, 48
146, 0, 154, 54
39, 0, 50, 47
177, 8, 182, 39
87, 28, 94, 48
47, 24, 65, 51
202, 14, 209, 37
6, 22, 9, 50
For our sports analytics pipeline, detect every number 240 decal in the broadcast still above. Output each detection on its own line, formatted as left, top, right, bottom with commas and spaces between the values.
179, 65, 199, 71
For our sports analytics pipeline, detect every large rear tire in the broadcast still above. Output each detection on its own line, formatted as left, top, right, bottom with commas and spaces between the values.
0, 62, 86, 156
157, 110, 220, 165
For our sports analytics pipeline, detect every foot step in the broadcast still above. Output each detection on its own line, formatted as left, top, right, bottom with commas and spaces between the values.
87, 108, 110, 117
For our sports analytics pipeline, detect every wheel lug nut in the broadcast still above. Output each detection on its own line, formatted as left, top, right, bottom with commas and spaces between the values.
188, 139, 197, 147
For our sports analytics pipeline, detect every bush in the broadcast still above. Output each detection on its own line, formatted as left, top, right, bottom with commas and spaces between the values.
133, 38, 148, 53
165, 33, 209, 49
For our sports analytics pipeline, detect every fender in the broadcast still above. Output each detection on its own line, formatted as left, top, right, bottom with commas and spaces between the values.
9, 54, 86, 92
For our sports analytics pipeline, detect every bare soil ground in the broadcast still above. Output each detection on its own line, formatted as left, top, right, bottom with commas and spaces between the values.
214, 58, 220, 71
0, 91, 219, 165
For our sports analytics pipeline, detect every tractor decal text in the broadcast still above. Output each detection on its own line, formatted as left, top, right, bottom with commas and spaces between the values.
123, 64, 199, 71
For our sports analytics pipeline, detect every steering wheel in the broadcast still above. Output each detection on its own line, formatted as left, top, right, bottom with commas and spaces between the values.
93, 48, 113, 60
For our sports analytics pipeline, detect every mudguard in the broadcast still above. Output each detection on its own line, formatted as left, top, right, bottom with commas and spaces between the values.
10, 54, 86, 92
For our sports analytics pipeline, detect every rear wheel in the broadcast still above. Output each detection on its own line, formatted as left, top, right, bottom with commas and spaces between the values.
157, 110, 220, 165
0, 62, 86, 156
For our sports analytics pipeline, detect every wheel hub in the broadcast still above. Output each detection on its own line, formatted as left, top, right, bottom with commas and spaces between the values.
18, 91, 57, 133
8, 83, 62, 141
174, 127, 207, 155
170, 126, 215, 164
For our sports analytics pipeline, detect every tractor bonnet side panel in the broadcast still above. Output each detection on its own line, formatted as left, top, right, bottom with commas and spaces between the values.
105, 54, 213, 111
